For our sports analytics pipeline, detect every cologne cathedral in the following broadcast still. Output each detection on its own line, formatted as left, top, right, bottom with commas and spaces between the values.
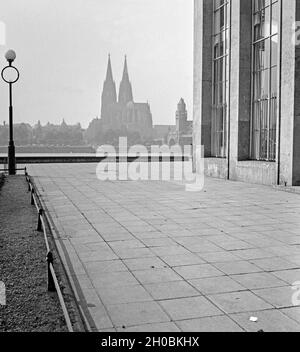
100, 55, 153, 140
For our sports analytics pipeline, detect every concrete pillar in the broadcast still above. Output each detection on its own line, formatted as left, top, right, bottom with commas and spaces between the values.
229, 0, 252, 180
193, 0, 213, 161
279, 0, 300, 186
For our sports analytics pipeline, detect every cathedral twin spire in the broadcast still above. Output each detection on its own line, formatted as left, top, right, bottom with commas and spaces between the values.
118, 56, 133, 105
101, 54, 117, 120
100, 55, 153, 138
105, 54, 114, 82
102, 55, 133, 115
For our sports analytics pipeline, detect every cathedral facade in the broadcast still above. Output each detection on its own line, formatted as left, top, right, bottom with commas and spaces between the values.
100, 55, 153, 140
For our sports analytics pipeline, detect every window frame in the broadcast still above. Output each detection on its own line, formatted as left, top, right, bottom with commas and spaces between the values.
250, 0, 280, 162
211, 0, 231, 159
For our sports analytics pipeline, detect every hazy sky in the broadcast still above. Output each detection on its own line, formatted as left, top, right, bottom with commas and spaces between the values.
0, 0, 193, 128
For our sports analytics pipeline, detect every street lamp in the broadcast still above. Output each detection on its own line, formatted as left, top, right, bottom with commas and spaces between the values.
1, 50, 20, 175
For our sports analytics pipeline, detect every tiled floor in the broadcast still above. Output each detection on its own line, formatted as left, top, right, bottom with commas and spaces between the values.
27, 163, 300, 332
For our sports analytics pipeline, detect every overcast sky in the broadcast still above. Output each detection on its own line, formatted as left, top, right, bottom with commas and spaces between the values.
0, 0, 193, 128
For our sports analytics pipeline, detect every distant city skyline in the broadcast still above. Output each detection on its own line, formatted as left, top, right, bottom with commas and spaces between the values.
0, 0, 193, 129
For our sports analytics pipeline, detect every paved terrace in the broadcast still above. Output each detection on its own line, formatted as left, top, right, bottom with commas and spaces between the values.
27, 163, 300, 332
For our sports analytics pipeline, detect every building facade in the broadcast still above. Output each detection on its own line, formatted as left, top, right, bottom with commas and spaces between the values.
194, 0, 300, 186
100, 55, 153, 140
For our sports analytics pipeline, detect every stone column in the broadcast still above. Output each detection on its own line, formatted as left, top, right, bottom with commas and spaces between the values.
280, 0, 300, 186
229, 0, 252, 180
193, 0, 213, 164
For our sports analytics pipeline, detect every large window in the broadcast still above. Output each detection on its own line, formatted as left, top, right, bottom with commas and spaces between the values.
251, 0, 279, 161
212, 0, 230, 158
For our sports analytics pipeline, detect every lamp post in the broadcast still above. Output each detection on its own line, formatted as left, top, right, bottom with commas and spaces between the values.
1, 50, 20, 175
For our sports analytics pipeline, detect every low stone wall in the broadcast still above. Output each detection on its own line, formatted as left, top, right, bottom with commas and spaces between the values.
203, 158, 277, 186
204, 158, 228, 179
234, 161, 277, 186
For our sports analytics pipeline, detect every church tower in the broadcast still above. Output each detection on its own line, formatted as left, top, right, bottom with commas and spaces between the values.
176, 98, 188, 134
118, 56, 133, 105
101, 55, 117, 122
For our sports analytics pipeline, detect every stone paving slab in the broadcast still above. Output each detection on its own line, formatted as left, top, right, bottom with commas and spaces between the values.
188, 276, 246, 295
26, 163, 300, 332
208, 291, 273, 314
253, 286, 296, 308
176, 316, 244, 332
159, 296, 223, 321
230, 309, 300, 332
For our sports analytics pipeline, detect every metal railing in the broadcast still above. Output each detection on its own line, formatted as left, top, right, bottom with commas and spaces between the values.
0, 167, 27, 173
251, 94, 277, 162
212, 103, 228, 158
25, 171, 73, 332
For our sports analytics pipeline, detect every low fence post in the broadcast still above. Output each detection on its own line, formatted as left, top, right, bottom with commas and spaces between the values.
46, 251, 56, 292
37, 208, 43, 232
31, 188, 35, 205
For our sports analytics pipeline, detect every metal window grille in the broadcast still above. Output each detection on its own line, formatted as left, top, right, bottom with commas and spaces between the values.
251, 0, 279, 162
211, 0, 231, 158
